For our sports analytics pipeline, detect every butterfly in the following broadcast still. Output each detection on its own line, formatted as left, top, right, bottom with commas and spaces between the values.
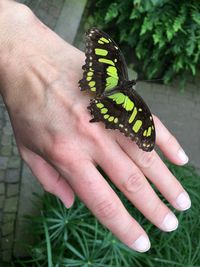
79, 28, 155, 152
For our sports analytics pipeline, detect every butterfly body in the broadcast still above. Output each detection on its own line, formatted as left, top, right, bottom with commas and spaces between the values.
79, 28, 155, 152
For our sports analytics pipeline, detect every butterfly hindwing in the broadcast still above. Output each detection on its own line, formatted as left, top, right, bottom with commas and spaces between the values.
79, 28, 128, 96
88, 88, 155, 151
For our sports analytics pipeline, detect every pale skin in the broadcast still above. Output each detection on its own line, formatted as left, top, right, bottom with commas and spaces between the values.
0, 1, 191, 252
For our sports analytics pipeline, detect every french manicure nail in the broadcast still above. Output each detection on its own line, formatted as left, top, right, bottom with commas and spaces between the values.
161, 212, 178, 232
176, 191, 191, 210
178, 148, 189, 164
131, 235, 150, 252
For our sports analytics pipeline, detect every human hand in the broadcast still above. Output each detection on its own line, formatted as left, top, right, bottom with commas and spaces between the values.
0, 2, 191, 252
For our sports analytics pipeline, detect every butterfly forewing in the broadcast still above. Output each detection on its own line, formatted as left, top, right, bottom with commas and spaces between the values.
79, 28, 128, 96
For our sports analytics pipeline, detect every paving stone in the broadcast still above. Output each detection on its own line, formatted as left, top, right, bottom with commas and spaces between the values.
6, 184, 19, 197
168, 95, 195, 108
3, 213, 16, 223
0, 146, 13, 156
0, 119, 3, 129
26, 0, 38, 10
2, 221, 15, 236
0, 170, 5, 182
1, 235, 14, 251
6, 169, 20, 183
0, 195, 5, 209
12, 136, 17, 146
4, 197, 18, 213
0, 107, 5, 120
8, 157, 21, 169
14, 163, 43, 258
43, 15, 57, 29
3, 124, 13, 136
39, 0, 50, 11
191, 105, 200, 120
13, 146, 19, 156
51, 0, 64, 8
2, 249, 12, 262
3, 110, 10, 122
1, 134, 12, 146
0, 157, 8, 170
49, 5, 61, 17
36, 8, 48, 22
0, 183, 5, 195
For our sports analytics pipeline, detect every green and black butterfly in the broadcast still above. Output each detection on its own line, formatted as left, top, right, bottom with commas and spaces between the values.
79, 28, 155, 152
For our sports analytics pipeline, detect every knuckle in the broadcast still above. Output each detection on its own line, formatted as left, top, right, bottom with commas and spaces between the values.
138, 151, 156, 169
94, 199, 119, 220
83, 176, 100, 193
42, 181, 53, 193
151, 202, 164, 222
123, 172, 144, 194
42, 174, 61, 194
46, 143, 65, 163
14, 3, 35, 23
46, 142, 77, 172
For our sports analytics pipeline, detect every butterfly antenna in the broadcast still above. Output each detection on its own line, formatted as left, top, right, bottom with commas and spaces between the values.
136, 78, 164, 83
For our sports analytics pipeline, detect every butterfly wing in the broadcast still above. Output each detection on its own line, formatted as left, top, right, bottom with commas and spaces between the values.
88, 88, 155, 152
80, 27, 155, 151
79, 28, 128, 96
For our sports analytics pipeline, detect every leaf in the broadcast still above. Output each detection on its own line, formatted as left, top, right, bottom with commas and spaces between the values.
192, 10, 200, 26
130, 9, 139, 20
140, 16, 153, 35
188, 63, 196, 76
173, 15, 184, 32
105, 3, 119, 23
166, 28, 174, 41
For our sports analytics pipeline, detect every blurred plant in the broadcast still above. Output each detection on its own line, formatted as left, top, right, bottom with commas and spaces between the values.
91, 0, 200, 88
15, 162, 200, 267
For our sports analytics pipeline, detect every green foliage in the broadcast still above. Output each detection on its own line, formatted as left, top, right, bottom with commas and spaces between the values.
15, 163, 200, 267
91, 0, 200, 88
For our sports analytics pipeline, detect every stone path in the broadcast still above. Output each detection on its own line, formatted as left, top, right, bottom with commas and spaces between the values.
0, 101, 21, 261
0, 0, 200, 263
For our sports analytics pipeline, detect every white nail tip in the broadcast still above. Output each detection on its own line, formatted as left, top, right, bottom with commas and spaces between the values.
131, 235, 150, 252
176, 192, 191, 210
162, 213, 178, 232
178, 148, 189, 164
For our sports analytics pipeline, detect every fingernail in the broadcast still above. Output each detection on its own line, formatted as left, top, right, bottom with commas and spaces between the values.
176, 191, 191, 210
161, 212, 178, 232
131, 235, 150, 252
178, 148, 189, 164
